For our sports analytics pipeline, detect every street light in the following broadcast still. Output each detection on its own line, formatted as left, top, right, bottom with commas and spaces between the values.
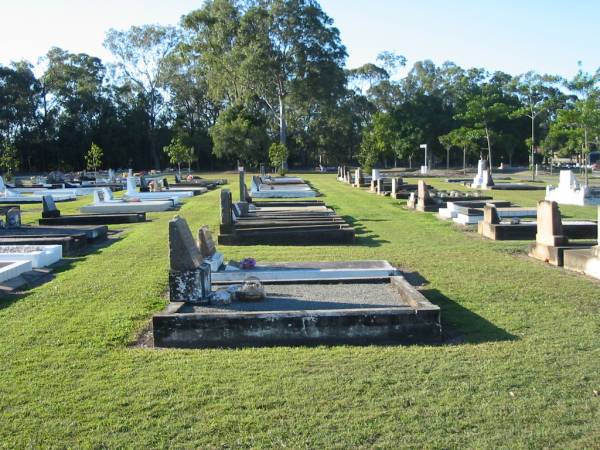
420, 144, 428, 174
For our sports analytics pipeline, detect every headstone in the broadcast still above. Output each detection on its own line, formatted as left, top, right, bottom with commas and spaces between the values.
483, 204, 500, 225
236, 201, 249, 217
169, 216, 212, 303
377, 177, 383, 194
108, 169, 115, 182
42, 195, 61, 218
128, 168, 133, 177
94, 190, 105, 203
536, 200, 567, 247
162, 178, 170, 189
220, 189, 233, 227
472, 159, 494, 188
391, 178, 400, 197
198, 225, 217, 258
260, 164, 266, 177
353, 168, 361, 187
239, 169, 246, 202
417, 180, 430, 210
169, 216, 203, 271
372, 169, 380, 181
6, 208, 21, 228
0, 176, 6, 192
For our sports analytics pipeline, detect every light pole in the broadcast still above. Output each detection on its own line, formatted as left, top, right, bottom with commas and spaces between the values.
420, 144, 428, 174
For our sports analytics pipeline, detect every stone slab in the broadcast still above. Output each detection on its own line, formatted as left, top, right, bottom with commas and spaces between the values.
212, 260, 398, 284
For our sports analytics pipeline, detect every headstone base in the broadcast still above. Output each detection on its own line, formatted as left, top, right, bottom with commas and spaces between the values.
169, 265, 211, 304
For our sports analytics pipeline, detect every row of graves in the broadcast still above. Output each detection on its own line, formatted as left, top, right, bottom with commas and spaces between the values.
403, 164, 600, 281
0, 172, 228, 292
217, 170, 354, 245
338, 166, 426, 199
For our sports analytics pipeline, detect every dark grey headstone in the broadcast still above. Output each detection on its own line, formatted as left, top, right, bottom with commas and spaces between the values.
6, 208, 21, 228
199, 225, 217, 258
220, 190, 233, 226
42, 195, 60, 218
169, 216, 202, 271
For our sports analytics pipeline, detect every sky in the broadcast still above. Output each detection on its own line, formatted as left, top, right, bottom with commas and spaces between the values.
0, 0, 598, 78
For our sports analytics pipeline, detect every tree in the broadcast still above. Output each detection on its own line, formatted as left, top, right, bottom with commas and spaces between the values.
511, 72, 563, 179
183, 0, 347, 158
208, 105, 269, 166
85, 142, 103, 172
455, 78, 513, 169
0, 141, 20, 178
163, 137, 193, 177
104, 25, 179, 169
439, 127, 481, 174
268, 142, 289, 174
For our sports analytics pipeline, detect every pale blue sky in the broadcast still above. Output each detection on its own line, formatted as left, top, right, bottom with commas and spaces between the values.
0, 0, 598, 78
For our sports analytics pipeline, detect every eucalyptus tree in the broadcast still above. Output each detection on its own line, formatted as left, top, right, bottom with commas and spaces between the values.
439, 127, 480, 174
182, 0, 347, 154
104, 25, 180, 168
511, 71, 564, 179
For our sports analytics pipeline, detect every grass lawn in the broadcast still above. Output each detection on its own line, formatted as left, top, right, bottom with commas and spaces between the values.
1, 173, 599, 448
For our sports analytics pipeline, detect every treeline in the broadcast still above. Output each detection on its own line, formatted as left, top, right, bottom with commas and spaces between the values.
1, 0, 599, 173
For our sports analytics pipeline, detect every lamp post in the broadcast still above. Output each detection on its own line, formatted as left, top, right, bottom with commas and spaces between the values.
420, 144, 428, 174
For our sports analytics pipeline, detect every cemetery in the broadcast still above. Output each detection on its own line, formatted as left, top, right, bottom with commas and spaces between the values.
3, 1, 600, 447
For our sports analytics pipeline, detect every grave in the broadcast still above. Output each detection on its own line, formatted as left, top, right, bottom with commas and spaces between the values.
0, 245, 62, 268
250, 175, 317, 198
528, 200, 596, 266
0, 177, 76, 203
563, 207, 600, 279
453, 205, 536, 226
172, 174, 226, 190
39, 195, 146, 225
123, 177, 191, 203
218, 189, 355, 245
161, 178, 206, 195
153, 218, 441, 348
80, 189, 173, 214
0, 260, 33, 283
407, 180, 491, 212
438, 200, 512, 220
545, 170, 600, 206
478, 204, 598, 241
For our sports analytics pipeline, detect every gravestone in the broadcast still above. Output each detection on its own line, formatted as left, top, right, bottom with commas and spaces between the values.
472, 159, 495, 188
220, 189, 233, 228
239, 169, 246, 202
260, 164, 266, 177
354, 168, 362, 188
6, 208, 21, 228
42, 195, 61, 218
483, 204, 500, 225
417, 180, 433, 211
168, 216, 211, 303
535, 200, 567, 247
198, 225, 217, 258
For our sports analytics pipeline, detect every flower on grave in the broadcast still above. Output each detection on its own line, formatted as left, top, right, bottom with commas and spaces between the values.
187, 175, 194, 182
240, 257, 256, 269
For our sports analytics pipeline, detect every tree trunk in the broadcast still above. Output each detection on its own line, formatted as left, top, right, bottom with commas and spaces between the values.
485, 126, 493, 174
531, 116, 536, 181
279, 96, 287, 146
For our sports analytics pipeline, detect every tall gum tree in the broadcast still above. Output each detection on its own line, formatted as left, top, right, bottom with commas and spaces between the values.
182, 0, 347, 154
104, 25, 179, 169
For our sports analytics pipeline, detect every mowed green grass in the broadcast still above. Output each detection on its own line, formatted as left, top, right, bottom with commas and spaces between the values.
1, 174, 599, 449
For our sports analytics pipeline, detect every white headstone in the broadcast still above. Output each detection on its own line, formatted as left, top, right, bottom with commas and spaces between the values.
126, 176, 137, 195
372, 169, 380, 181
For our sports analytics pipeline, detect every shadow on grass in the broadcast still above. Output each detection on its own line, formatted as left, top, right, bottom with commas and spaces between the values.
0, 233, 124, 309
342, 215, 391, 248
422, 288, 518, 345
